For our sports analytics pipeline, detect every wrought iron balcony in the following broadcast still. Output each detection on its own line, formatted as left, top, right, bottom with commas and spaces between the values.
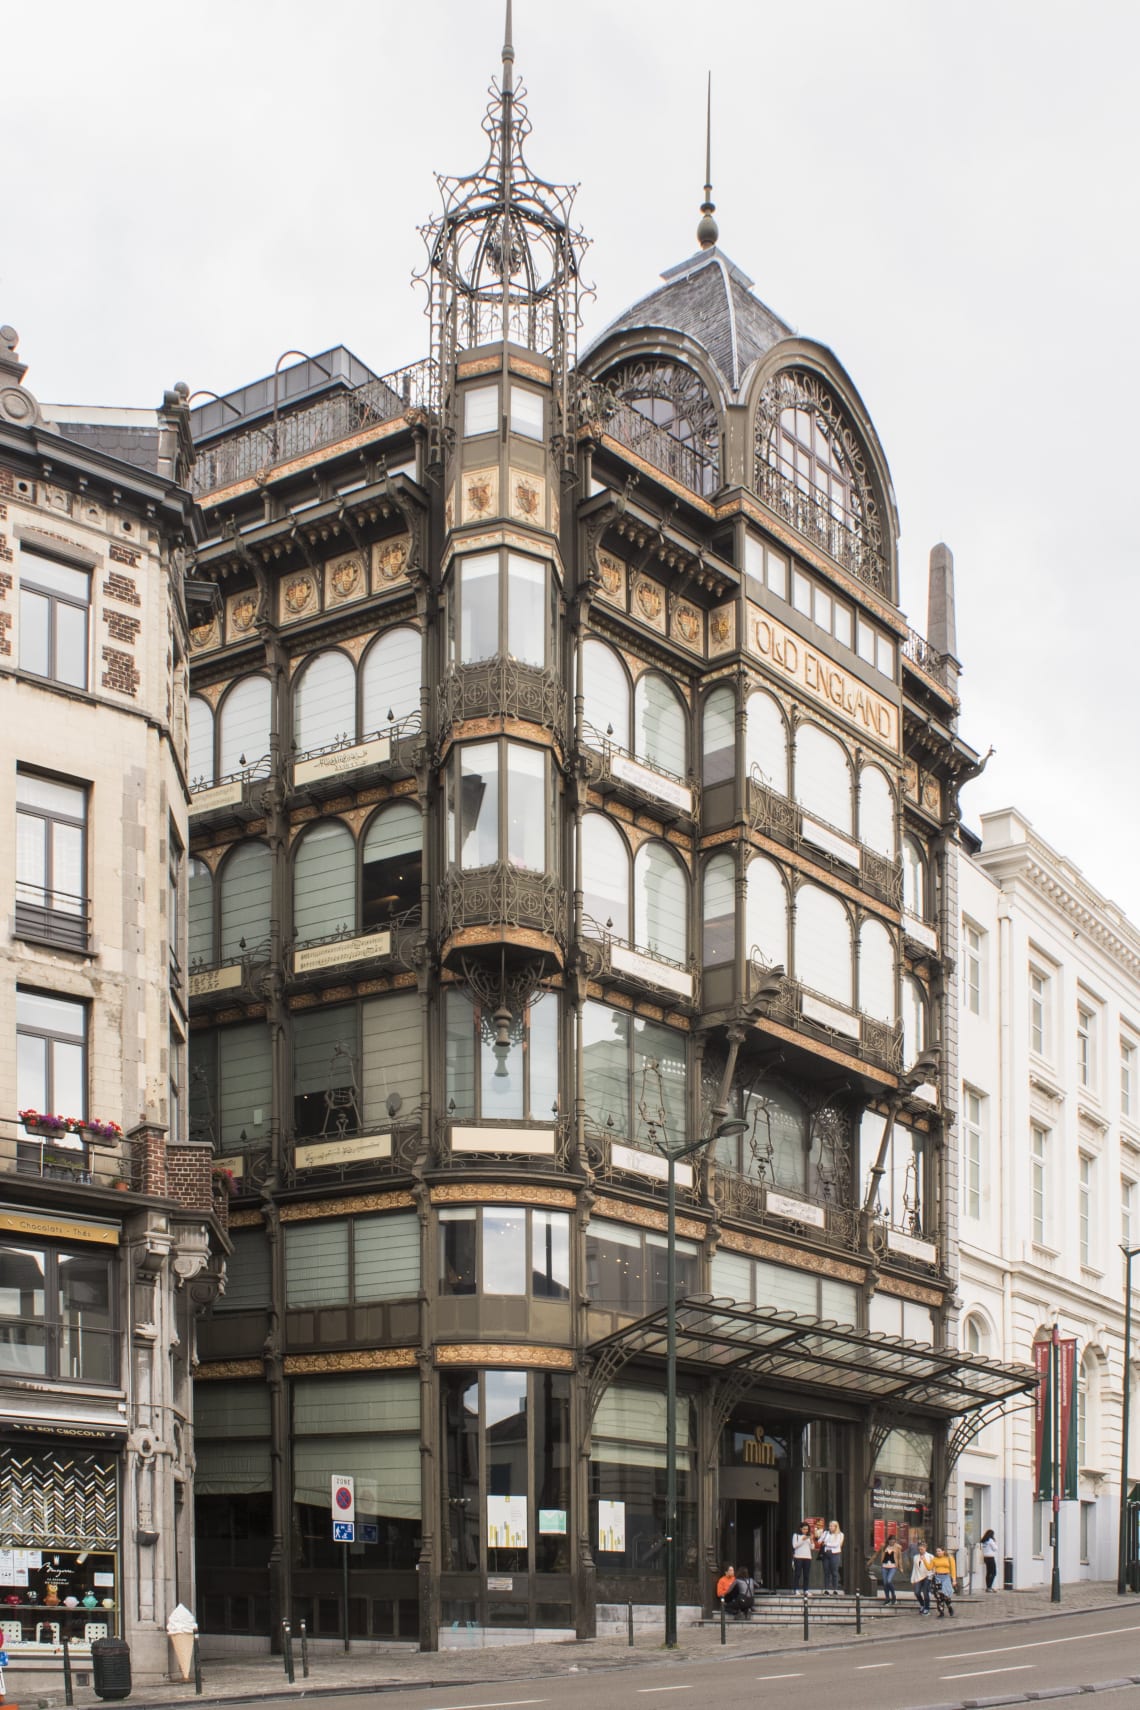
871, 1214, 940, 1277
290, 712, 421, 800
188, 758, 271, 829
591, 398, 720, 498
191, 358, 437, 495
580, 726, 697, 822
287, 1121, 424, 1183
439, 658, 565, 742
579, 917, 698, 1006
712, 1166, 864, 1253
753, 961, 903, 1074
289, 908, 422, 985
14, 886, 91, 954
188, 940, 271, 1008
440, 862, 565, 949
582, 1124, 702, 1205
903, 626, 955, 692
753, 461, 889, 593
749, 769, 902, 908
431, 1116, 572, 1172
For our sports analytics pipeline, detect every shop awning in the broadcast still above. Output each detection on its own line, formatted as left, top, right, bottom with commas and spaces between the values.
589, 1296, 1038, 1417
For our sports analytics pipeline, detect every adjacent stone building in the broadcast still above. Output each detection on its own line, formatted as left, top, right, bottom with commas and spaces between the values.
182, 30, 1033, 1647
0, 328, 227, 1678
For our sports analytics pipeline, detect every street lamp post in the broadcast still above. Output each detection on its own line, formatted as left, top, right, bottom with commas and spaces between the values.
1118, 1244, 1139, 1595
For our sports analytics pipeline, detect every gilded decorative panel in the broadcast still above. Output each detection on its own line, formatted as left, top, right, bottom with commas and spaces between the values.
430, 1183, 575, 1210
874, 1277, 941, 1307
671, 601, 705, 653
189, 610, 221, 652
718, 1229, 864, 1284
462, 467, 499, 525
280, 1190, 415, 1223
591, 1194, 705, 1242
436, 1344, 574, 1370
709, 603, 735, 656
631, 574, 666, 634
225, 589, 260, 644
194, 1358, 266, 1380
279, 570, 318, 624
325, 550, 366, 607
373, 533, 411, 591
284, 1348, 417, 1375
509, 467, 545, 527
596, 550, 625, 605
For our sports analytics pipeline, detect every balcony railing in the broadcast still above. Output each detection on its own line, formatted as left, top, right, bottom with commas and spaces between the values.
903, 627, 955, 692
754, 461, 889, 593
749, 770, 902, 908
191, 358, 437, 495
583, 1126, 702, 1205
598, 400, 720, 498
290, 712, 421, 796
189, 757, 271, 825
712, 1167, 863, 1253
432, 1117, 572, 1172
440, 863, 565, 946
440, 658, 565, 741
290, 907, 422, 981
755, 962, 903, 1073
580, 726, 697, 820
14, 887, 91, 953
579, 917, 698, 1005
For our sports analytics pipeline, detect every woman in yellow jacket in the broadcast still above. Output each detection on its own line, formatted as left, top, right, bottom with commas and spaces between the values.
929, 1545, 956, 1616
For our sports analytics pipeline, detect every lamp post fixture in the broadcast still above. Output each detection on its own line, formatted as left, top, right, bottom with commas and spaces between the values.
1118, 1243, 1140, 1595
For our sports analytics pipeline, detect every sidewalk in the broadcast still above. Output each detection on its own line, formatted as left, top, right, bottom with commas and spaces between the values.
6, 1582, 1133, 1710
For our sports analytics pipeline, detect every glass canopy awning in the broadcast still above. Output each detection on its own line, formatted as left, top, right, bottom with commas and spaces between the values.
589, 1296, 1038, 1417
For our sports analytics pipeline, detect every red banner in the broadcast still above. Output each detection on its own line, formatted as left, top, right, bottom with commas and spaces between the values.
1034, 1334, 1078, 1501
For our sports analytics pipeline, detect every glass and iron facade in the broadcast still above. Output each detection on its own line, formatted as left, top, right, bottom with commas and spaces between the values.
185, 32, 1030, 1649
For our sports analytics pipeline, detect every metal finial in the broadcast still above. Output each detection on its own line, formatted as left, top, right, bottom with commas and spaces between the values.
697, 71, 719, 250
502, 0, 514, 90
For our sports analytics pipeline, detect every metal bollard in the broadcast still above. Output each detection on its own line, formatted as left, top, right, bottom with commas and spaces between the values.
855, 1592, 862, 1634
282, 1620, 295, 1684
720, 1599, 726, 1644
299, 1619, 310, 1678
627, 1601, 634, 1647
802, 1593, 810, 1641
193, 1634, 203, 1695
62, 1632, 74, 1708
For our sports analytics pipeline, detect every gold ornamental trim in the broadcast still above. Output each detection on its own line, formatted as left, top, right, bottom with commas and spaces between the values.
0, 1210, 119, 1247
284, 1347, 417, 1375
508, 356, 550, 383
591, 1194, 706, 1243
430, 1183, 575, 1209
436, 1343, 573, 1370
195, 1358, 265, 1381
228, 1209, 263, 1229
874, 1276, 942, 1307
717, 1228, 864, 1285
457, 355, 503, 378
279, 1190, 415, 1222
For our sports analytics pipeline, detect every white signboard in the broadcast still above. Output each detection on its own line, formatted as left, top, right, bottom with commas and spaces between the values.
487, 1494, 527, 1549
190, 779, 244, 815
766, 1189, 826, 1229
610, 753, 692, 815
331, 1474, 355, 1523
293, 931, 390, 975
610, 942, 693, 998
188, 963, 243, 998
294, 734, 390, 788
539, 1509, 567, 1535
450, 1125, 555, 1156
597, 1500, 626, 1553
886, 1227, 938, 1264
295, 1132, 392, 1172
610, 1141, 693, 1191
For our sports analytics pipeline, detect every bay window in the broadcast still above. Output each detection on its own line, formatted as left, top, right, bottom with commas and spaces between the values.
438, 1205, 570, 1298
448, 740, 550, 872
451, 550, 551, 668
444, 989, 559, 1122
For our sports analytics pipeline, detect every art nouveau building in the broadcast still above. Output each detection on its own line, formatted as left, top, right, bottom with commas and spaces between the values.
184, 30, 1032, 1647
957, 809, 1140, 1587
0, 330, 226, 1678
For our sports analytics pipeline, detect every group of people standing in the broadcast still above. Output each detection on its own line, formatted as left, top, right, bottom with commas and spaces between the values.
791, 1519, 845, 1593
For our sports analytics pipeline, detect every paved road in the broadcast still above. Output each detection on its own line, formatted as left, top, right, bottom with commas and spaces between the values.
277, 1610, 1140, 1710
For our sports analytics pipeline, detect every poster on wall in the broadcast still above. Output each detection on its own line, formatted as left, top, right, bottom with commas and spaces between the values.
1034, 1335, 1078, 1501
487, 1494, 528, 1549
597, 1500, 626, 1553
539, 1510, 567, 1535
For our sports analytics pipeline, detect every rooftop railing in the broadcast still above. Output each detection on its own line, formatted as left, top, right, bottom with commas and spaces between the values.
598, 400, 720, 498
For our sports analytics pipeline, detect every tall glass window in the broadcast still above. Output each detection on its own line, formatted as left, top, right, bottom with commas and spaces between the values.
218, 676, 272, 776
634, 674, 686, 776
15, 772, 87, 948
796, 724, 851, 831
449, 741, 549, 872
583, 640, 630, 749
188, 858, 214, 967
859, 766, 894, 857
293, 651, 355, 754
455, 551, 549, 668
444, 990, 559, 1122
701, 684, 736, 785
438, 1205, 570, 1298
361, 626, 422, 732
218, 840, 272, 961
702, 851, 736, 967
19, 553, 89, 688
189, 696, 215, 786
795, 886, 852, 1003
293, 820, 355, 944
581, 1000, 687, 1147
633, 841, 688, 965
581, 815, 631, 940
858, 918, 895, 1022
362, 803, 422, 928
746, 689, 788, 795
745, 855, 787, 970
16, 990, 86, 1120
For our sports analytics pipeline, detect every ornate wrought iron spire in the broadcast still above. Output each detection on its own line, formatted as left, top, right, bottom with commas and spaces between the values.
418, 4, 589, 369
697, 74, 719, 250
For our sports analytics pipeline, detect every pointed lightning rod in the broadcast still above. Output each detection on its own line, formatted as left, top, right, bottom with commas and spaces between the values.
697, 72, 719, 250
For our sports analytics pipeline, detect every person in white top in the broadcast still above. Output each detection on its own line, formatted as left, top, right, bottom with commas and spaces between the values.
791, 1522, 814, 1593
821, 1520, 844, 1595
981, 1528, 998, 1592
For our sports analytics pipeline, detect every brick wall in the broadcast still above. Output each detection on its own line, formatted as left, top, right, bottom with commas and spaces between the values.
101, 644, 140, 697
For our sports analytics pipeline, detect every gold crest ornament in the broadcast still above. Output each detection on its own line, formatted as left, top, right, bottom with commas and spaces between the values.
675, 605, 701, 646
635, 579, 663, 621
597, 552, 624, 597
711, 612, 731, 645
330, 556, 362, 598
190, 614, 219, 651
231, 593, 258, 633
284, 576, 314, 616
376, 537, 409, 583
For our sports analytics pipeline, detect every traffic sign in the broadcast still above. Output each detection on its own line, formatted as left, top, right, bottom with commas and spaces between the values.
331, 1473, 355, 1521
359, 1522, 379, 1544
333, 1520, 355, 1543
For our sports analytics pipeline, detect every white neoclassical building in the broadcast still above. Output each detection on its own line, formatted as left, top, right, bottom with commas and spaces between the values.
957, 806, 1140, 1589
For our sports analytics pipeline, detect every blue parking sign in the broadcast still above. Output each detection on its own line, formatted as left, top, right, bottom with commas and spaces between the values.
332, 1520, 355, 1543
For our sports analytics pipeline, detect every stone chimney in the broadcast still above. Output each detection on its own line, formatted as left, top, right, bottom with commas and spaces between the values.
927, 542, 960, 697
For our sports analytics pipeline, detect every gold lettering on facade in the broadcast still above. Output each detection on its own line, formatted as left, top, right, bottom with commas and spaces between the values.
751, 605, 898, 749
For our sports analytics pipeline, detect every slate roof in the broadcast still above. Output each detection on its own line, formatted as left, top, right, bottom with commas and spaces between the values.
585, 248, 793, 394
53, 420, 162, 474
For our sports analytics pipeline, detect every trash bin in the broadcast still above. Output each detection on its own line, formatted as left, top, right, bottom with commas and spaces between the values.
1003, 1556, 1014, 1591
91, 1636, 132, 1700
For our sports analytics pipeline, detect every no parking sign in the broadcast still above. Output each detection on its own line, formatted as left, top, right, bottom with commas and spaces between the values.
331, 1473, 355, 1540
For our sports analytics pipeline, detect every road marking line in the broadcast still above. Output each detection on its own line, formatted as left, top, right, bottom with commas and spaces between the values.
426, 1701, 548, 1709
939, 1621, 1140, 1661
754, 1674, 803, 1681
636, 1689, 692, 1695
857, 1662, 893, 1669
940, 1665, 1033, 1681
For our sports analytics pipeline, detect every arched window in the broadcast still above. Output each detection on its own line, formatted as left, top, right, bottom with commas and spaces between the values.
702, 851, 736, 967
859, 766, 894, 858
859, 918, 895, 1023
737, 1084, 810, 1194
1080, 1349, 1102, 1469
745, 855, 788, 970
188, 858, 213, 968
901, 974, 927, 1067
582, 639, 630, 750
746, 689, 789, 796
294, 651, 355, 755
902, 835, 927, 918
962, 1313, 988, 1356
362, 802, 422, 928
634, 841, 688, 966
634, 673, 687, 777
189, 696, 215, 787
293, 820, 355, 945
361, 626, 422, 734
218, 676, 271, 777
599, 358, 720, 496
218, 840, 272, 961
581, 814, 631, 940
701, 684, 736, 786
796, 724, 852, 831
795, 884, 851, 1003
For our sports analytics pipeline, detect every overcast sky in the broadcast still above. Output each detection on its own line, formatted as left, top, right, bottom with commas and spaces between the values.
5, 0, 1138, 919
